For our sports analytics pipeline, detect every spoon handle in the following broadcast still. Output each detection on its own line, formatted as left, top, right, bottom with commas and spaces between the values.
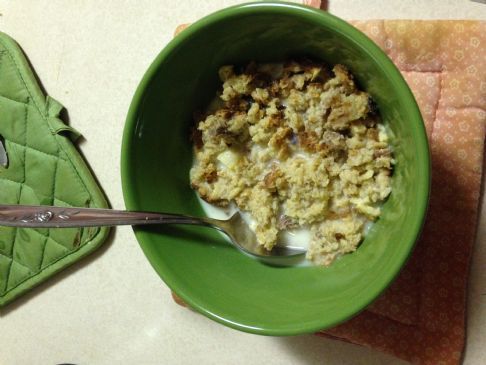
0, 205, 210, 228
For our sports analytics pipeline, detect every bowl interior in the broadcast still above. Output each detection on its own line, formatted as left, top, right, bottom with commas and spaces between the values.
121, 2, 430, 335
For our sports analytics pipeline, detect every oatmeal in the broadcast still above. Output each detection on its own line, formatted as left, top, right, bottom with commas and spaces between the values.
190, 60, 394, 266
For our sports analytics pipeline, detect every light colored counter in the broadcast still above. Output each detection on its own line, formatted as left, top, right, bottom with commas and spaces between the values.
0, 1, 484, 364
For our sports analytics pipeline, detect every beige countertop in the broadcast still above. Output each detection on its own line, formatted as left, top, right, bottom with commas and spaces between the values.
0, 1, 484, 364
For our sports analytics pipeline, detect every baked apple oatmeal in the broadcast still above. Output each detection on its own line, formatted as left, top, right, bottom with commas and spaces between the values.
190, 60, 394, 266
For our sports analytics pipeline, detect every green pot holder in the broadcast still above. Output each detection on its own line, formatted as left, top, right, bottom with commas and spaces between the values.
0, 32, 110, 307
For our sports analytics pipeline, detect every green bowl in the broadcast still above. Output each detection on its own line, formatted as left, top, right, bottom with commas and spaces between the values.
121, 2, 430, 335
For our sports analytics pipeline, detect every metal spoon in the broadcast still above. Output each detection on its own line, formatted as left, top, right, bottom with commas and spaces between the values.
0, 205, 306, 265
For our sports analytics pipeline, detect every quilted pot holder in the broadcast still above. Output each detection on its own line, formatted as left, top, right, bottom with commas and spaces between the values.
172, 12, 486, 365
0, 32, 110, 307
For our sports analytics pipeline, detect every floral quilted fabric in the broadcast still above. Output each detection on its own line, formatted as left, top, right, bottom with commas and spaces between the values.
173, 13, 485, 365
318, 19, 485, 365
0, 32, 110, 307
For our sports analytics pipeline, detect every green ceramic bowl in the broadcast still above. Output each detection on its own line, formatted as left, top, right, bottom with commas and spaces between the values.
121, 2, 430, 335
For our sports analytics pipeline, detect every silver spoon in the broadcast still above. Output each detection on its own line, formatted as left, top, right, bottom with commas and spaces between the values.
0, 205, 306, 265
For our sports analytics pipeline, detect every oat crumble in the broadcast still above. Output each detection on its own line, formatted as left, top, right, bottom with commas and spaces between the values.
190, 60, 394, 266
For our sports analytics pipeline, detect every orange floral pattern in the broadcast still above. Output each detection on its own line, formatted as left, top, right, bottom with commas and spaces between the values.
173, 10, 486, 365
317, 19, 486, 365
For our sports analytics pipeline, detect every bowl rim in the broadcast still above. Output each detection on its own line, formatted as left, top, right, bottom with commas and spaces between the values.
121, 1, 431, 335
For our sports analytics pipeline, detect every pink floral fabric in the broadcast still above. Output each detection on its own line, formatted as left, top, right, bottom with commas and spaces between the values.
318, 19, 485, 365
174, 13, 486, 365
